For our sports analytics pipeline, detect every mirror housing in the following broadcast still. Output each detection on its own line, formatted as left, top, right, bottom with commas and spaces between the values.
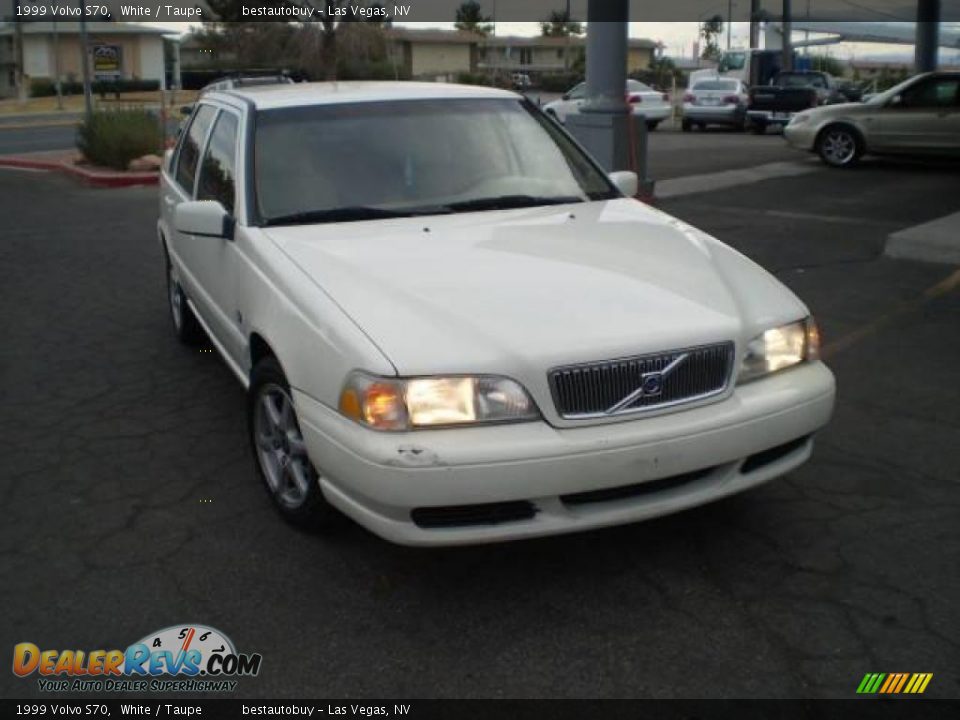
561, 93, 570, 101
609, 170, 639, 198
175, 201, 234, 240
179, 104, 194, 117
888, 94, 904, 108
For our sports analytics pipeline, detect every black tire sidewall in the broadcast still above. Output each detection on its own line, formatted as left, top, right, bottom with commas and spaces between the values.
247, 356, 336, 529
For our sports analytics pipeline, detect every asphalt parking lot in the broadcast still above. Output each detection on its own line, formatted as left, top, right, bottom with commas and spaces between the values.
1, 129, 958, 700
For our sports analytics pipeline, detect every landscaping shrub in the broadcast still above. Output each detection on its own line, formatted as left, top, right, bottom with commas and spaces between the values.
538, 73, 583, 93
76, 109, 163, 170
30, 78, 160, 98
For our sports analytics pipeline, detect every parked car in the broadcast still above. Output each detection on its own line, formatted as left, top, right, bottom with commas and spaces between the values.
511, 72, 532, 90
682, 77, 751, 131
785, 71, 960, 167
544, 79, 672, 130
747, 70, 844, 134
159, 81, 835, 545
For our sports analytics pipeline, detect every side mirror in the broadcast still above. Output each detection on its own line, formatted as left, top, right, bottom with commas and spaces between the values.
179, 104, 194, 117
561, 93, 570, 101
888, 94, 904, 108
175, 200, 234, 240
609, 170, 638, 198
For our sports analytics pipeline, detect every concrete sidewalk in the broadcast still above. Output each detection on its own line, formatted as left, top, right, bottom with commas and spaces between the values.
886, 211, 960, 265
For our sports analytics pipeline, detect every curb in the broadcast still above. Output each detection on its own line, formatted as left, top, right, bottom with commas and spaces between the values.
0, 155, 158, 187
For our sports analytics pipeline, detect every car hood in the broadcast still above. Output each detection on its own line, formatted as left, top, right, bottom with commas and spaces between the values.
263, 199, 807, 386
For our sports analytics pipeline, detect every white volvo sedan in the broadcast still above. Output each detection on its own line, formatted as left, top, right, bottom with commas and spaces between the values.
158, 82, 835, 546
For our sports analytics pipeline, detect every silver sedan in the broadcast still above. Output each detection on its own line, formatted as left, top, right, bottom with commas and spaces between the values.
682, 78, 750, 131
784, 71, 960, 167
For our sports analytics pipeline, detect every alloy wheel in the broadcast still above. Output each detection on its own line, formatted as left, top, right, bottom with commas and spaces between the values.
253, 384, 318, 510
822, 129, 857, 166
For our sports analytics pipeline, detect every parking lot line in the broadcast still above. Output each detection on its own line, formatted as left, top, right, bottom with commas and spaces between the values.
822, 266, 960, 359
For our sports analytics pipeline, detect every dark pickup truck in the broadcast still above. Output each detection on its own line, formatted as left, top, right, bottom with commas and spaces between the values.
747, 71, 844, 134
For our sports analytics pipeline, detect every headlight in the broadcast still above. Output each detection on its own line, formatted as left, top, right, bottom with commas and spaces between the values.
789, 113, 811, 126
738, 317, 820, 383
338, 372, 539, 430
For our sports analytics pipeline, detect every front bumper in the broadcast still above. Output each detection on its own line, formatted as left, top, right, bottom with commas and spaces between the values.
296, 362, 835, 546
783, 122, 818, 151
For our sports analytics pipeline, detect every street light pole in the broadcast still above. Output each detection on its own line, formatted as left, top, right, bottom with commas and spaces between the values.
53, 20, 64, 111
79, 0, 93, 120
727, 0, 733, 50
13, 0, 26, 102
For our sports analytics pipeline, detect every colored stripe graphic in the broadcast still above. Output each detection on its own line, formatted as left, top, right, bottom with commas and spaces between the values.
858, 673, 932, 694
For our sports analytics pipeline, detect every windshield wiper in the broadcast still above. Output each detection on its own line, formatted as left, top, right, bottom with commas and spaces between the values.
445, 194, 585, 213
262, 205, 450, 227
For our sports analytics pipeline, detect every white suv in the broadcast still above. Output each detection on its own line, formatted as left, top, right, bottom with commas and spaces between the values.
159, 81, 835, 546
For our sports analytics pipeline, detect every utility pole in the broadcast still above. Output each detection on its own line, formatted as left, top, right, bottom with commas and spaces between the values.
749, 0, 760, 48
727, 0, 733, 50
53, 20, 64, 111
781, 0, 793, 71
79, 0, 94, 120
13, 0, 26, 102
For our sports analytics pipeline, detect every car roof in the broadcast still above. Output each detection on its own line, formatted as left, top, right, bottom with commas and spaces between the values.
209, 81, 520, 110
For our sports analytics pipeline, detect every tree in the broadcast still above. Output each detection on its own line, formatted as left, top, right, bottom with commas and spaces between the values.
810, 54, 846, 78
454, 1, 494, 36
540, 9, 583, 38
699, 16, 723, 61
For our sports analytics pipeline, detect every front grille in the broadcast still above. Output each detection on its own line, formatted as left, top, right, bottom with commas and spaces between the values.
549, 342, 734, 419
411, 501, 537, 529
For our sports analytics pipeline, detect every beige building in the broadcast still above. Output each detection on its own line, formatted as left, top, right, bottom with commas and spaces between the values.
386, 28, 480, 80
0, 21, 174, 97
385, 29, 657, 80
479, 36, 656, 75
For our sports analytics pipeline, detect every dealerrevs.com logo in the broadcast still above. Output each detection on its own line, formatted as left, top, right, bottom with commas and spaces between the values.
13, 624, 262, 693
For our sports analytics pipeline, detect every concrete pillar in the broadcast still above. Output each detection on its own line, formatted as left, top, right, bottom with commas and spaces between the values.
583, 5, 628, 114
915, 0, 940, 73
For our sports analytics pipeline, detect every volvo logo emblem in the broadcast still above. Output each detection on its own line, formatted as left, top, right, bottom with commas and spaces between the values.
605, 352, 689, 414
641, 372, 663, 396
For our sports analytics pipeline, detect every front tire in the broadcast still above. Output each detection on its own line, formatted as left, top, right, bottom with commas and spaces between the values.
816, 125, 863, 168
751, 122, 767, 135
165, 252, 204, 346
646, 121, 660, 132
248, 356, 339, 529
681, 118, 692, 132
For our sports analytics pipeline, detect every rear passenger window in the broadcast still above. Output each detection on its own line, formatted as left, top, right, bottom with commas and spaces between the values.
175, 105, 216, 195
197, 112, 239, 214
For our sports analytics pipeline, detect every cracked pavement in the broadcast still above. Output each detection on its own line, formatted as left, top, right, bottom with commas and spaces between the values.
1, 135, 958, 699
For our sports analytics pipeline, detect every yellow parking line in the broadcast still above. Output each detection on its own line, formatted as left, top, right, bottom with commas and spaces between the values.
821, 267, 960, 359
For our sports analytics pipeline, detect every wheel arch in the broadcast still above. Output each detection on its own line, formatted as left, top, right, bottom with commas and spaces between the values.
815, 121, 866, 151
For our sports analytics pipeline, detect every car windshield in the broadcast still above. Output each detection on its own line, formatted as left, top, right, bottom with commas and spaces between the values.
255, 98, 618, 225
718, 52, 746, 72
627, 80, 654, 93
693, 80, 738, 91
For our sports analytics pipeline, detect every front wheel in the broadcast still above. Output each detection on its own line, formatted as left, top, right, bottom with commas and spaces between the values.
165, 252, 204, 345
817, 125, 863, 168
751, 122, 767, 135
681, 118, 692, 132
646, 121, 660, 132
249, 356, 340, 529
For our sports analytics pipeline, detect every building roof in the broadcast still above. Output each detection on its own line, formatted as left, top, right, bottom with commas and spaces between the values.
386, 28, 484, 45
0, 21, 172, 36
214, 81, 519, 110
482, 34, 657, 49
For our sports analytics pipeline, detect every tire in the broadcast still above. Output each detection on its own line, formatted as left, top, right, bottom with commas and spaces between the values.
816, 124, 863, 168
646, 121, 659, 132
248, 356, 340, 530
751, 122, 767, 135
681, 119, 692, 132
164, 248, 204, 346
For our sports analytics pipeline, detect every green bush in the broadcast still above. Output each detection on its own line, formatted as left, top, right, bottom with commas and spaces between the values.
30, 78, 160, 98
538, 73, 583, 93
454, 72, 494, 87
76, 109, 163, 170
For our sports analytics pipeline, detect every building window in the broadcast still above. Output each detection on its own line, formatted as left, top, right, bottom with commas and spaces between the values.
519, 48, 532, 65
